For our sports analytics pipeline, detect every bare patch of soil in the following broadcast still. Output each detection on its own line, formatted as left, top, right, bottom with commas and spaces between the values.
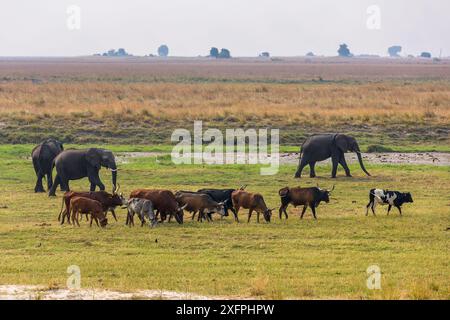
0, 285, 231, 300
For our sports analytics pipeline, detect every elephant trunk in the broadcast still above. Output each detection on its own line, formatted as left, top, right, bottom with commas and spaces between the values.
111, 165, 117, 193
355, 148, 371, 176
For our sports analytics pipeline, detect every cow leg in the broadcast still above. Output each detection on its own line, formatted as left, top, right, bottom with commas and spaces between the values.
387, 205, 392, 215
366, 201, 372, 216
234, 207, 240, 223
109, 208, 118, 221
300, 205, 307, 219
90, 215, 94, 227
278, 206, 283, 220
371, 202, 376, 216
309, 161, 317, 178
311, 205, 317, 219
257, 211, 260, 223
247, 208, 253, 223
396, 206, 402, 216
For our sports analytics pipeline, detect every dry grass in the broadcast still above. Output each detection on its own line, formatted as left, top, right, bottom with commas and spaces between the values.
1, 81, 449, 125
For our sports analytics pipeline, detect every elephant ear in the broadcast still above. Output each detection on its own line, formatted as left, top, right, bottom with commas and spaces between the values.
334, 134, 349, 153
85, 148, 101, 170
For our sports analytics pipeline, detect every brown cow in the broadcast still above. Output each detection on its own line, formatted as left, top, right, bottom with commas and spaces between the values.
231, 190, 273, 223
69, 196, 108, 227
175, 191, 225, 222
129, 189, 185, 224
58, 188, 125, 225
278, 185, 334, 220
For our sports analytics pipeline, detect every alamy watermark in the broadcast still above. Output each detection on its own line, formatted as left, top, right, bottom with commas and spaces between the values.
366, 5, 381, 30
66, 5, 81, 30
366, 265, 381, 290
171, 121, 280, 175
67, 265, 81, 290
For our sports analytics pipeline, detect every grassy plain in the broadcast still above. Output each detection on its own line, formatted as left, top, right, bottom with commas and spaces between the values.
0, 145, 448, 299
0, 57, 449, 148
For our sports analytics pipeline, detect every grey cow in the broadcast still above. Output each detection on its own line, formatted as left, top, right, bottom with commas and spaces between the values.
126, 198, 157, 227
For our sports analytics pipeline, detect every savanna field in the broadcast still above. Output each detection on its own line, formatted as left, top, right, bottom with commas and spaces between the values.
0, 57, 449, 299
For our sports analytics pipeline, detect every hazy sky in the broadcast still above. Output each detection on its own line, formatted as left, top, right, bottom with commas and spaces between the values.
0, 0, 448, 57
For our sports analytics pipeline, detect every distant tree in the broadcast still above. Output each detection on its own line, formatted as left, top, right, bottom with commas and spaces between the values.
420, 52, 432, 58
218, 48, 231, 59
107, 49, 116, 56
306, 52, 315, 57
117, 48, 127, 56
337, 44, 352, 57
158, 45, 169, 57
210, 47, 219, 58
388, 46, 402, 57
259, 52, 270, 58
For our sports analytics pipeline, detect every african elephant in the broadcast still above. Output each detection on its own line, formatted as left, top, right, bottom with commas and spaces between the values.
294, 134, 371, 178
48, 148, 117, 196
31, 138, 64, 192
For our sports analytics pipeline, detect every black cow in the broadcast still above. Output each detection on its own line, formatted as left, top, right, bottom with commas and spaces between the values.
366, 189, 413, 216
197, 186, 246, 220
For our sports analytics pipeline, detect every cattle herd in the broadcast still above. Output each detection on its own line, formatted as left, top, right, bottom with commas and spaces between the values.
32, 139, 414, 228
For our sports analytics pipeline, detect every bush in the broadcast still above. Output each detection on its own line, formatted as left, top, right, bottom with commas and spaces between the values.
366, 144, 394, 153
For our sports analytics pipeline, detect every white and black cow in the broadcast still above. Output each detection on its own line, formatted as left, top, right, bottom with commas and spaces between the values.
366, 189, 413, 216
126, 198, 157, 227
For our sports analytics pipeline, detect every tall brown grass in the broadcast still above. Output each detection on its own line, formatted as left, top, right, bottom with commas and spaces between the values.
0, 82, 449, 125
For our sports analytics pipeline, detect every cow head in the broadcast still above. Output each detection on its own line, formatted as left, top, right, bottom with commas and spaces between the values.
403, 192, 413, 203
175, 204, 188, 224
317, 185, 335, 203
263, 208, 274, 222
99, 217, 108, 228
213, 202, 226, 217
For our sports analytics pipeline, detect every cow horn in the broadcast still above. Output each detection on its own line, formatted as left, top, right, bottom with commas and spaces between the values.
240, 185, 247, 190
114, 183, 120, 194
329, 185, 335, 193
180, 204, 188, 210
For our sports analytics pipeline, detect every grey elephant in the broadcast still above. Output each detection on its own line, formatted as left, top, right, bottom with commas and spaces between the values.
31, 138, 64, 192
294, 134, 371, 178
48, 148, 117, 196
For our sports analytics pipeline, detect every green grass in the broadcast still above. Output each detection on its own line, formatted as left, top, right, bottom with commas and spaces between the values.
0, 145, 449, 299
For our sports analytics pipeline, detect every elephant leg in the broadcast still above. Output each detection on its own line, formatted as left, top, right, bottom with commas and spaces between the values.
48, 175, 61, 196
331, 155, 339, 178
309, 161, 317, 178
35, 172, 45, 193
89, 173, 105, 191
339, 155, 352, 177
294, 157, 308, 178
46, 171, 53, 191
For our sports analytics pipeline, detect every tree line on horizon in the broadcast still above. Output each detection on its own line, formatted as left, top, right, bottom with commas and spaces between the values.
94, 44, 436, 59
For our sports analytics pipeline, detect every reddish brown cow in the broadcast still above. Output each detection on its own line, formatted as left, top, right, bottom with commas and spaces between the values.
58, 190, 125, 224
231, 190, 273, 223
69, 196, 108, 227
278, 185, 334, 219
129, 189, 185, 224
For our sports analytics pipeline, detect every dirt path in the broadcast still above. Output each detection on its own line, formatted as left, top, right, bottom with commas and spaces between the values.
0, 285, 232, 300
116, 152, 450, 166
